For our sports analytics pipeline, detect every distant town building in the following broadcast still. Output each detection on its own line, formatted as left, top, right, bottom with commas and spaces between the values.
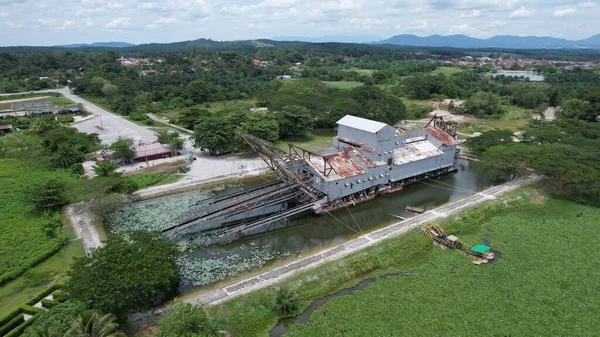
278, 75, 292, 80
0, 124, 13, 135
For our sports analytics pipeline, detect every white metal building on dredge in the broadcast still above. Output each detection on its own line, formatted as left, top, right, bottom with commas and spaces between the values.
304, 115, 460, 207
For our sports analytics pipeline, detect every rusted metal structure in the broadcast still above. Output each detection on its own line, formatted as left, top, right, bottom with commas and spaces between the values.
426, 114, 457, 138
422, 223, 462, 249
165, 114, 460, 240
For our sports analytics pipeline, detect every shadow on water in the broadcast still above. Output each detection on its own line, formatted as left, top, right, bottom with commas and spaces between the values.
269, 271, 414, 337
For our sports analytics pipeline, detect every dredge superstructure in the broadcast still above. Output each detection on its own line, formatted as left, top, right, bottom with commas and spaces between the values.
163, 115, 459, 240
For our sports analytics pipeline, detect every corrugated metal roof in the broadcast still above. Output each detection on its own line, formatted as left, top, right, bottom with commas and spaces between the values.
393, 140, 443, 165
344, 146, 378, 168
425, 126, 459, 146
334, 136, 374, 152
135, 143, 171, 158
337, 115, 387, 133
308, 151, 366, 182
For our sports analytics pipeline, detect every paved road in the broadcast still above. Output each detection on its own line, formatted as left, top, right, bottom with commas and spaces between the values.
4, 88, 157, 145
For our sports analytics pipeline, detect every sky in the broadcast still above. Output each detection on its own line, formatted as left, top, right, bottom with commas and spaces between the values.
0, 0, 599, 46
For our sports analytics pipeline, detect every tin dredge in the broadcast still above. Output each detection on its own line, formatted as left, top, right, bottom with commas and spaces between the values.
163, 115, 460, 240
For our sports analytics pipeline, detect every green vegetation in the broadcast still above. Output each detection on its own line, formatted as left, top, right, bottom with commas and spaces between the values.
273, 288, 299, 317
65, 231, 180, 322
206, 189, 600, 336
276, 130, 336, 153
478, 119, 600, 206
429, 66, 463, 76
0, 241, 83, 315
0, 159, 74, 286
285, 195, 599, 336
323, 81, 364, 89
155, 302, 217, 337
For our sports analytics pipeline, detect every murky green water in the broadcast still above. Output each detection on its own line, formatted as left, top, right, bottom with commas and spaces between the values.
177, 159, 488, 293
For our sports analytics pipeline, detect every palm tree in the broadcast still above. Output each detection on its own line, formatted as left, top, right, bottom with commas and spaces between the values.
65, 311, 125, 337
54, 144, 84, 168
26, 326, 62, 337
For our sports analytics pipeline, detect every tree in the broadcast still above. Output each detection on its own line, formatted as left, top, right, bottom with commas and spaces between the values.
240, 114, 279, 143
193, 113, 234, 155
465, 91, 504, 118
65, 310, 125, 337
24, 178, 69, 212
110, 137, 135, 163
477, 143, 535, 182
54, 144, 84, 169
277, 105, 313, 139
557, 98, 595, 121
464, 129, 514, 155
65, 231, 180, 321
272, 287, 298, 317
24, 301, 88, 337
92, 161, 120, 177
155, 302, 217, 337
88, 193, 128, 224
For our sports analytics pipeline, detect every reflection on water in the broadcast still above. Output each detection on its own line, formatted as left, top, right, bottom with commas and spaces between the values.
177, 159, 489, 293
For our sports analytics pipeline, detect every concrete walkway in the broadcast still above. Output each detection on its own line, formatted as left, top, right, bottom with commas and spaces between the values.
65, 203, 102, 255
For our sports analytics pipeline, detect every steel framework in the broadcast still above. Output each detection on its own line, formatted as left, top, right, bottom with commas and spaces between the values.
237, 131, 323, 200
288, 144, 336, 178
426, 114, 458, 137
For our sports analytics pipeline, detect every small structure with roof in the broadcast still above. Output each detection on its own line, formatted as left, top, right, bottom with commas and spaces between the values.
467, 244, 495, 264
134, 142, 172, 162
0, 124, 13, 135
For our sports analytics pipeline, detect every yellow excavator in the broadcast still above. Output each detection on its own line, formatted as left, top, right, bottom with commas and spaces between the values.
422, 223, 462, 249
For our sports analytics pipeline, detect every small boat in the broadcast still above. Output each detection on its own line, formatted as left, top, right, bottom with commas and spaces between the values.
405, 206, 425, 214
390, 213, 406, 220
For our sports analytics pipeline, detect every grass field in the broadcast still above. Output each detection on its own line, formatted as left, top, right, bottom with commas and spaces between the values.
208, 188, 600, 336
0, 159, 74, 286
158, 99, 258, 121
344, 68, 375, 76
0, 240, 84, 314
323, 81, 364, 90
429, 66, 464, 76
275, 130, 336, 153
458, 105, 535, 133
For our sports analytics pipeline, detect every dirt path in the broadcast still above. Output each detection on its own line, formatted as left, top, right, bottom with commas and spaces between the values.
126, 174, 540, 331
65, 203, 102, 255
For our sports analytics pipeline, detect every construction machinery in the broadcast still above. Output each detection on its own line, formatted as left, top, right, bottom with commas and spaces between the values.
422, 223, 462, 249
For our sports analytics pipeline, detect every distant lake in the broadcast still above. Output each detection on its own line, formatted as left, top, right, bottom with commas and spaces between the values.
490, 70, 545, 82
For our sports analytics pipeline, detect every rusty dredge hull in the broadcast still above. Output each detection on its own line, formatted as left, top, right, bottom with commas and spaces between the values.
162, 115, 459, 243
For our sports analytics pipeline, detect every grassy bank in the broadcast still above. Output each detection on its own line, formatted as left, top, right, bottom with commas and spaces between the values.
276, 130, 336, 153
0, 239, 84, 314
206, 188, 600, 336
323, 81, 364, 90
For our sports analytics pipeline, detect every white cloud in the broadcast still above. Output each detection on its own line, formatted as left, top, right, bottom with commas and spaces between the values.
80, 0, 104, 7
348, 17, 386, 25
37, 18, 57, 26
554, 8, 576, 16
36, 18, 78, 30
76, 7, 104, 16
0, 12, 8, 17
578, 1, 596, 7
107, 2, 124, 9
490, 20, 506, 27
448, 23, 473, 34
509, 6, 534, 18
84, 19, 94, 27
156, 17, 176, 24
105, 17, 130, 28
137, 2, 159, 10
460, 9, 480, 17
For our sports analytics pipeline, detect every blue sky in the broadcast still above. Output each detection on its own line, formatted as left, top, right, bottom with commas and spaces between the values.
0, 0, 598, 46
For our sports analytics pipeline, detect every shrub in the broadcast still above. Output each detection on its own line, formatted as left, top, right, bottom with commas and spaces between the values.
155, 302, 217, 337
92, 161, 120, 177
70, 163, 84, 176
272, 287, 299, 317
24, 178, 69, 212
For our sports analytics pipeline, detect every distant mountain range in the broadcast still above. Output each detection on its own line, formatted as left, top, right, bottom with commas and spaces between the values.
272, 35, 382, 44
377, 34, 600, 49
7, 33, 600, 51
57, 42, 136, 48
